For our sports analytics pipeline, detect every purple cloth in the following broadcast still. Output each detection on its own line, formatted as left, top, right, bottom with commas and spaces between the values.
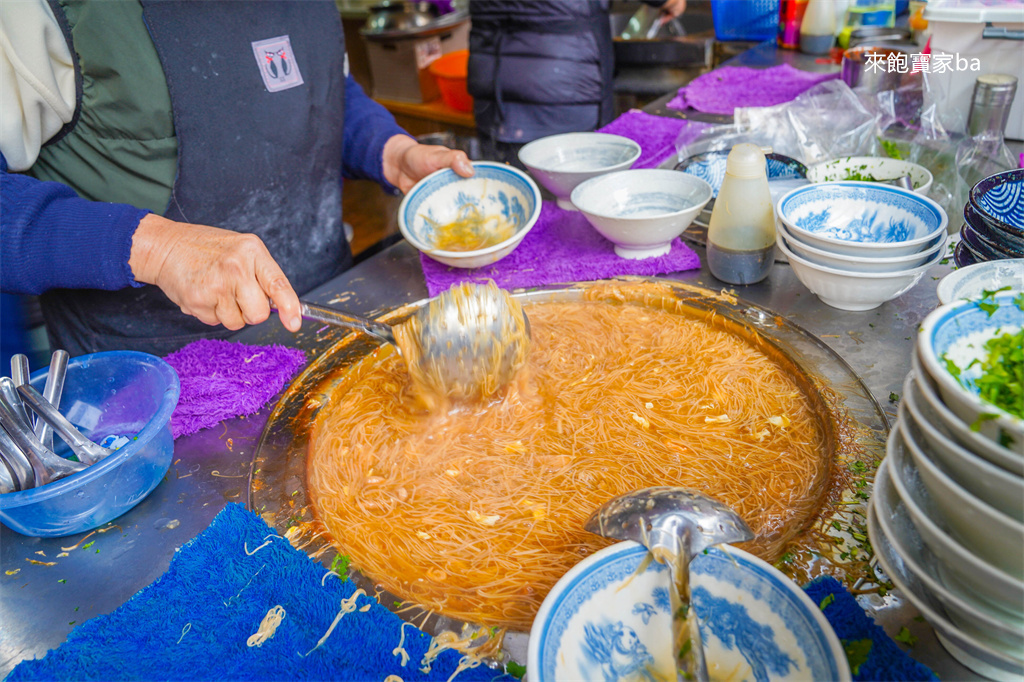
164, 339, 306, 439
597, 110, 711, 169
667, 64, 840, 116
420, 201, 701, 297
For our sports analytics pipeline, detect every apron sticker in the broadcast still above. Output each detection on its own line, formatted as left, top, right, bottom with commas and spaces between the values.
252, 35, 304, 92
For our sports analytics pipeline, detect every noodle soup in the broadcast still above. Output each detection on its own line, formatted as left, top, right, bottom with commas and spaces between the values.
308, 289, 833, 631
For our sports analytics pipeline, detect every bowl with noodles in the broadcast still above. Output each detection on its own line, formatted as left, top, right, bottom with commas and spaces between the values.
528, 541, 851, 682
399, 161, 542, 269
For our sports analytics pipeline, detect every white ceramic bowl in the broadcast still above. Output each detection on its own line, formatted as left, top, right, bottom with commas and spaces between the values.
778, 221, 946, 273
936, 258, 1024, 305
898, 420, 1024, 579
872, 472, 1024, 647
398, 161, 541, 269
570, 169, 712, 260
917, 294, 1024, 453
518, 133, 642, 211
885, 430, 1024, 614
807, 156, 933, 195
528, 541, 850, 682
777, 182, 948, 257
903, 375, 1024, 521
776, 231, 942, 311
869, 474, 1024, 682
911, 350, 1023, 475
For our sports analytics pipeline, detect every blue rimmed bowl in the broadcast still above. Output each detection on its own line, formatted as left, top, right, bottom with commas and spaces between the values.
970, 169, 1024, 241
966, 202, 1024, 254
675, 150, 807, 198
777, 182, 948, 258
398, 161, 542, 269
0, 351, 180, 537
917, 294, 1024, 453
518, 133, 641, 210
528, 541, 850, 682
937, 258, 1024, 306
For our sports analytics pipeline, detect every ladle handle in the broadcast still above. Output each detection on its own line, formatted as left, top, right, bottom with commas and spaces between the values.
18, 383, 109, 466
0, 369, 34, 431
33, 350, 68, 451
0, 379, 86, 482
0, 424, 35, 491
296, 301, 397, 347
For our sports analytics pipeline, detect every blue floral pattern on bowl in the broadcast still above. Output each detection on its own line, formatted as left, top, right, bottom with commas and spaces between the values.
676, 151, 807, 198
528, 542, 849, 682
779, 182, 944, 244
971, 169, 1024, 235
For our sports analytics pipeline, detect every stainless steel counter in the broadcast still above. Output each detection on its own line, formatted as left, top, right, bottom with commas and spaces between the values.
0, 237, 971, 678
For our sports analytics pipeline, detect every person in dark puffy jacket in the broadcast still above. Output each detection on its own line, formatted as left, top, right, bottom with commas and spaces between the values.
468, 0, 686, 165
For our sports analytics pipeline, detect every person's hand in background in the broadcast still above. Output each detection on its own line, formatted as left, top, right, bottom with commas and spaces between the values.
660, 0, 687, 20
128, 214, 303, 333
382, 134, 475, 194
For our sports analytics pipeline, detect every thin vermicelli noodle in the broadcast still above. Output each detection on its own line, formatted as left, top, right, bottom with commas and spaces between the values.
308, 292, 831, 631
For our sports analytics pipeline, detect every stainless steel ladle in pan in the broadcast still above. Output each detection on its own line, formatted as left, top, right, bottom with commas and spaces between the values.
585, 486, 754, 682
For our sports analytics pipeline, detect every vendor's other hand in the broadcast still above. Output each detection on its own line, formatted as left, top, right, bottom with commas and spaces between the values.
660, 0, 686, 19
382, 134, 474, 194
129, 214, 302, 333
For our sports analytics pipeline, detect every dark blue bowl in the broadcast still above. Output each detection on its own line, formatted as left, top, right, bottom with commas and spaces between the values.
954, 237, 979, 268
963, 203, 1024, 257
969, 169, 1024, 239
959, 223, 1012, 263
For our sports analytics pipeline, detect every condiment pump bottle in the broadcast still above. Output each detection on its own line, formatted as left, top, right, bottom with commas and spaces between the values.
707, 144, 776, 285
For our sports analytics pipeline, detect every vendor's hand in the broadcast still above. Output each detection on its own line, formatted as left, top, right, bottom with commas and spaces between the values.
659, 0, 687, 20
128, 214, 303, 333
382, 134, 474, 193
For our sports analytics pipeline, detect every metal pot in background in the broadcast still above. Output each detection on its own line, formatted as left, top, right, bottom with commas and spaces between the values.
841, 44, 910, 93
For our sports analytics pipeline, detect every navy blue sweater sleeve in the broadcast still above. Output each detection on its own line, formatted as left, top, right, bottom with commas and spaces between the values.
341, 73, 412, 189
0, 154, 148, 296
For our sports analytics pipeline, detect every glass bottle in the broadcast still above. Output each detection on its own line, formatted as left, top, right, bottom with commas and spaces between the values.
957, 74, 1018, 193
707, 144, 776, 286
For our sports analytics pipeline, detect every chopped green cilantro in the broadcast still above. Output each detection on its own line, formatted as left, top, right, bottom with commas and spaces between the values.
329, 554, 351, 577
895, 627, 918, 647
506, 661, 527, 679
888, 391, 899, 403
819, 594, 836, 610
843, 638, 873, 675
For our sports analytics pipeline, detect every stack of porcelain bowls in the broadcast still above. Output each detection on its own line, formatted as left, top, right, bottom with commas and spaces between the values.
869, 292, 1024, 681
775, 182, 948, 311
958, 169, 1024, 268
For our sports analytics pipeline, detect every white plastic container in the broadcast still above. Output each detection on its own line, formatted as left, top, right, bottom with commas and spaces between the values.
707, 144, 776, 285
924, 0, 1024, 140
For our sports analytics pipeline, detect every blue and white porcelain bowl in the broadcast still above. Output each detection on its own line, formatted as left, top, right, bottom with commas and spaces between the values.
398, 161, 542, 269
571, 169, 712, 260
970, 169, 1024, 240
528, 541, 850, 682
518, 133, 641, 210
777, 182, 948, 258
917, 294, 1024, 453
675, 151, 807, 198
965, 202, 1024, 253
778, 221, 945, 274
806, 156, 933, 195
937, 258, 1024, 305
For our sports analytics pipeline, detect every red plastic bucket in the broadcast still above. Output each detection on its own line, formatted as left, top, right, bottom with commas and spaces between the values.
429, 49, 472, 112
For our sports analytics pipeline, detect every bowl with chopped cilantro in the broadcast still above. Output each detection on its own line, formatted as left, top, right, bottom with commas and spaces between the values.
918, 292, 1024, 454
807, 156, 932, 195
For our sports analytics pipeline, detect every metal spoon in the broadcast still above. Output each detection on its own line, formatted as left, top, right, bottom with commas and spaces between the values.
0, 368, 34, 430
30, 350, 69, 452
585, 487, 754, 682
17, 383, 113, 466
288, 282, 531, 402
10, 354, 32, 427
0, 379, 86, 484
0, 426, 33, 492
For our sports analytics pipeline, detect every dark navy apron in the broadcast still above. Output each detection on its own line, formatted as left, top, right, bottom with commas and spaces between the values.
42, 0, 350, 357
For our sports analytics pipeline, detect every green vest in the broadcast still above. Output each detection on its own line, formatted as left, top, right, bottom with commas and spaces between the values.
31, 0, 177, 214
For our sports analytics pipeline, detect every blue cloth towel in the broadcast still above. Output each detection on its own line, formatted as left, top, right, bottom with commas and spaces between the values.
805, 576, 938, 681
7, 504, 514, 682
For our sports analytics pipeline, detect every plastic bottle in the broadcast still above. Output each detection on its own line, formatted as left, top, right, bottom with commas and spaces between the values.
778, 0, 809, 50
707, 144, 776, 286
800, 0, 836, 54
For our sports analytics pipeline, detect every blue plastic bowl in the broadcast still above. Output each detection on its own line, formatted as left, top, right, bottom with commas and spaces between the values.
0, 351, 180, 537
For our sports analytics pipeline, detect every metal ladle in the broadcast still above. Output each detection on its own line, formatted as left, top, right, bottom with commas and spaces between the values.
289, 282, 531, 402
18, 383, 113, 466
585, 486, 754, 682
0, 378, 86, 485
